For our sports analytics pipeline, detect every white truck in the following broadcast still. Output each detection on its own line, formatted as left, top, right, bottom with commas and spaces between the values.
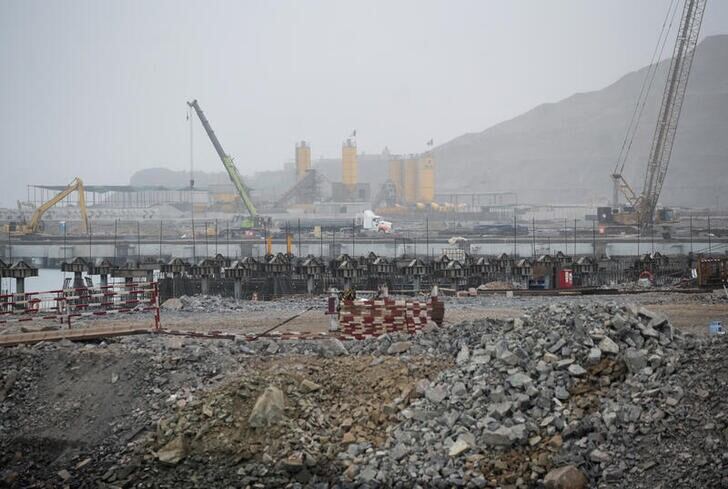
357, 209, 393, 233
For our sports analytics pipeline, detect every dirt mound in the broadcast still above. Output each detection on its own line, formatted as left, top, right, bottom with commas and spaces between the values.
143, 355, 449, 485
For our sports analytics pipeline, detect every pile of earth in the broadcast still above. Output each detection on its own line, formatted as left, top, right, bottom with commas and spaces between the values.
1, 300, 726, 488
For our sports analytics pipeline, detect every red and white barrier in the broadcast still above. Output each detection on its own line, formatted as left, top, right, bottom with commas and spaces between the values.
0, 282, 161, 330
338, 298, 435, 340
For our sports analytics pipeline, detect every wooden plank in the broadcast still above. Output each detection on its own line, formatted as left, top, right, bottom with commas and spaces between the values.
0, 324, 153, 347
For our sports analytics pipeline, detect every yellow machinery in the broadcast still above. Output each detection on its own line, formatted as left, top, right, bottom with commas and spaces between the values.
5, 177, 89, 235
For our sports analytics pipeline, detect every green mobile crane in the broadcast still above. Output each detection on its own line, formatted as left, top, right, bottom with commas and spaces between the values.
187, 99, 270, 230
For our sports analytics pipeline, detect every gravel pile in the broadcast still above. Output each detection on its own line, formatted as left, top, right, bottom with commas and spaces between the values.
344, 302, 726, 488
1, 300, 726, 488
162, 295, 321, 314
442, 290, 726, 311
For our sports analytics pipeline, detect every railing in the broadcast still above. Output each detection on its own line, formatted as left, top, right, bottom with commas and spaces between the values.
0, 282, 160, 330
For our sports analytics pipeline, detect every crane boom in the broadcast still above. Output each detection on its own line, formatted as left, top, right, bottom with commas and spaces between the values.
639, 0, 707, 231
187, 99, 258, 218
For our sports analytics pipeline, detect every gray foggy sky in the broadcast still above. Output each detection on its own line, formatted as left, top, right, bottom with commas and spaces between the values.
1, 0, 727, 207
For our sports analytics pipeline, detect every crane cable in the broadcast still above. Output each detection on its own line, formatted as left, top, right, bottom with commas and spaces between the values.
614, 0, 681, 177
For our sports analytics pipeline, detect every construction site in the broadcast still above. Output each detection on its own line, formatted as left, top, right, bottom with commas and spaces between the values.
1, 0, 728, 488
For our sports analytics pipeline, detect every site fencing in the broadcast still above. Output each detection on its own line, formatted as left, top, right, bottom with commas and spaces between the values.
0, 282, 161, 329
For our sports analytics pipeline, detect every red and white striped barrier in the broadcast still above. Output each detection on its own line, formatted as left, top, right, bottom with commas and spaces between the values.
0, 282, 161, 330
338, 298, 435, 340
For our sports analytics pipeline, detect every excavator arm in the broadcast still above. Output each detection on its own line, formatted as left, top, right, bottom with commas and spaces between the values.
25, 177, 89, 234
187, 99, 258, 219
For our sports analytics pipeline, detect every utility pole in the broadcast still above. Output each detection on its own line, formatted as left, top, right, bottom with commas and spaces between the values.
513, 214, 517, 258
191, 218, 197, 263
637, 230, 641, 257
204, 221, 209, 257
137, 221, 141, 262
426, 217, 430, 261
531, 217, 536, 257
159, 220, 163, 260
573, 219, 577, 257
4, 227, 10, 263
297, 218, 301, 257
264, 223, 268, 258
689, 213, 693, 254
708, 212, 712, 255
113, 219, 117, 265
215, 219, 218, 255
352, 218, 355, 257
592, 220, 596, 258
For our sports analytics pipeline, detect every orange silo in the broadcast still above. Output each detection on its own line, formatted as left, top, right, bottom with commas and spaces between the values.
417, 154, 435, 203
342, 138, 358, 191
295, 141, 311, 180
403, 157, 419, 204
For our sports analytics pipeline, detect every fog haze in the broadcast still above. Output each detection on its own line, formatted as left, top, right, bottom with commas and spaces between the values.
1, 0, 727, 207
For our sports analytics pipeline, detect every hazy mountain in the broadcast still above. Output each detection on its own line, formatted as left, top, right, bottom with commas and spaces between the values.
432, 35, 728, 207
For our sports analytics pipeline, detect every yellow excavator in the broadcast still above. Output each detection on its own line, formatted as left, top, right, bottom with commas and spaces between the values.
4, 177, 89, 236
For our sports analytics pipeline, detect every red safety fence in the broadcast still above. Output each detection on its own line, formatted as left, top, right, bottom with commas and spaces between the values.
0, 282, 161, 330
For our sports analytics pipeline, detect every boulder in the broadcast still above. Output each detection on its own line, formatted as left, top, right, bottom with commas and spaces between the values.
568, 364, 587, 377
507, 372, 532, 388
456, 344, 470, 365
425, 384, 448, 404
448, 439, 470, 456
156, 436, 187, 465
598, 336, 620, 354
623, 349, 647, 373
586, 347, 602, 365
387, 341, 412, 354
544, 465, 588, 489
318, 339, 348, 357
301, 379, 321, 392
161, 298, 183, 311
249, 386, 286, 428
481, 425, 521, 446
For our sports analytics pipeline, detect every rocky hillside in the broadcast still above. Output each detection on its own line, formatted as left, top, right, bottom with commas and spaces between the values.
433, 35, 728, 207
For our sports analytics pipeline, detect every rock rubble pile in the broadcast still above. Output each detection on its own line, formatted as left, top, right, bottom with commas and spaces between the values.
163, 295, 319, 314
344, 302, 726, 488
1, 300, 726, 488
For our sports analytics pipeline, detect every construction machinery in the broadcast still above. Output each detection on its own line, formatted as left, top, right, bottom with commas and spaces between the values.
605, 0, 707, 234
4, 177, 89, 235
187, 99, 270, 230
